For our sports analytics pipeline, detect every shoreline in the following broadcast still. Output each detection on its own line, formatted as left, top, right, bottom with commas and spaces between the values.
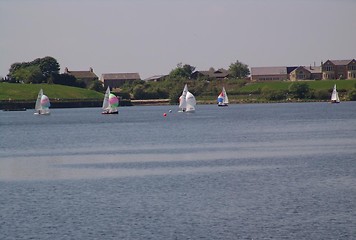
0, 99, 132, 110
0, 98, 336, 110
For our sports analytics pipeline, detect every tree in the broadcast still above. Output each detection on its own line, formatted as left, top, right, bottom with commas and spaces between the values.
39, 56, 60, 78
229, 60, 250, 79
89, 80, 105, 92
288, 82, 310, 99
348, 89, 356, 101
11, 65, 44, 83
50, 73, 77, 86
132, 84, 146, 99
169, 86, 184, 104
8, 56, 60, 83
168, 63, 195, 79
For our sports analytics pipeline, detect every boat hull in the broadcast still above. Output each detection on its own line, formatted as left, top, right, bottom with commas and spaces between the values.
102, 111, 119, 114
218, 104, 228, 107
34, 112, 50, 115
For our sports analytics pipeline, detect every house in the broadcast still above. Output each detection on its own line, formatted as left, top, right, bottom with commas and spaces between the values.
144, 75, 167, 82
289, 66, 322, 81
64, 67, 98, 86
191, 68, 230, 80
250, 66, 297, 81
322, 59, 356, 80
100, 73, 141, 88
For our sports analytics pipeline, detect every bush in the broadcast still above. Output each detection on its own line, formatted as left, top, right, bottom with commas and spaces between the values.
89, 80, 105, 92
261, 87, 286, 101
348, 89, 356, 101
117, 92, 131, 100
288, 82, 310, 99
313, 89, 330, 100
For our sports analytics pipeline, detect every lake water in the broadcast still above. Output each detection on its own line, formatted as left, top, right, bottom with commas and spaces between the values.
1, 103, 355, 239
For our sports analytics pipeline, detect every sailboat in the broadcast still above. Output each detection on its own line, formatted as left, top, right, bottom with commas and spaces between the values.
217, 87, 229, 107
102, 86, 119, 114
178, 84, 196, 113
34, 89, 50, 115
330, 84, 340, 103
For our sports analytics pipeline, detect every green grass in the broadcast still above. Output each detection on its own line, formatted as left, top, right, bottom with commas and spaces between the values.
239, 80, 356, 94
1, 79, 356, 102
0, 83, 103, 100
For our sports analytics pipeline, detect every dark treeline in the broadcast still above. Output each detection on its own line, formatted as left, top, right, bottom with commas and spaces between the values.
1, 56, 103, 91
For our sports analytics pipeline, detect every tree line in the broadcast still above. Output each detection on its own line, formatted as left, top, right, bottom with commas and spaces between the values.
122, 61, 250, 103
0, 56, 251, 101
2, 56, 356, 102
1, 56, 104, 91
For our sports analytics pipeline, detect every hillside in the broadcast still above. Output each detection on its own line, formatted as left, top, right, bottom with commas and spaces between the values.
238, 79, 356, 94
1, 80, 356, 105
0, 83, 103, 100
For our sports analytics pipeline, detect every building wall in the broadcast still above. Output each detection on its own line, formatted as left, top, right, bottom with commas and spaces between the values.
251, 74, 288, 81
336, 65, 347, 79
290, 68, 311, 81
347, 62, 356, 79
311, 73, 322, 80
104, 79, 138, 88
322, 61, 335, 79
322, 60, 356, 80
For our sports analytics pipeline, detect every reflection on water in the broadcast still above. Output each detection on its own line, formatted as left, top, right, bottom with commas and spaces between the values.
1, 137, 355, 181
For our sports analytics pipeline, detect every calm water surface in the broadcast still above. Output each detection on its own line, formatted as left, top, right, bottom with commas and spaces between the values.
1, 102, 355, 239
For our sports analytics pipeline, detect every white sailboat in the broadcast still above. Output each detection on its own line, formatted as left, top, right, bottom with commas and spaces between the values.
330, 84, 340, 103
178, 84, 196, 113
217, 87, 229, 107
34, 89, 50, 115
102, 86, 119, 114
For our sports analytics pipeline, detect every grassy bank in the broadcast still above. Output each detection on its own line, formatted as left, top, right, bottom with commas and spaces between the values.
0, 83, 103, 100
238, 79, 356, 94
1, 80, 356, 105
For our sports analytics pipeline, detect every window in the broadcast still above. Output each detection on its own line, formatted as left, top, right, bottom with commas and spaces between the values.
325, 66, 333, 71
348, 65, 356, 70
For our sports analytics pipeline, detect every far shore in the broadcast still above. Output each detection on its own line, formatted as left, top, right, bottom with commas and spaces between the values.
0, 98, 336, 111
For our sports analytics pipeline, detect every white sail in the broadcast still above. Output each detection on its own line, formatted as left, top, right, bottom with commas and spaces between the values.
102, 86, 119, 114
34, 89, 50, 115
185, 91, 196, 112
178, 84, 188, 112
102, 86, 110, 110
178, 84, 196, 112
35, 89, 43, 111
331, 84, 340, 103
217, 87, 229, 106
223, 87, 229, 104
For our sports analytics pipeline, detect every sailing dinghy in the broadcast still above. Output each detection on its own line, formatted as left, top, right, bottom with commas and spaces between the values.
217, 87, 229, 107
178, 84, 196, 113
330, 84, 340, 103
102, 87, 119, 114
34, 89, 50, 115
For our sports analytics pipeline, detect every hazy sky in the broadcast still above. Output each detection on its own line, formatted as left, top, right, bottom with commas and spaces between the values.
1, 0, 355, 79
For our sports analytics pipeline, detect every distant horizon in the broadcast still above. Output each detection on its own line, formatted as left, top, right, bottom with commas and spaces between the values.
1, 0, 355, 79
